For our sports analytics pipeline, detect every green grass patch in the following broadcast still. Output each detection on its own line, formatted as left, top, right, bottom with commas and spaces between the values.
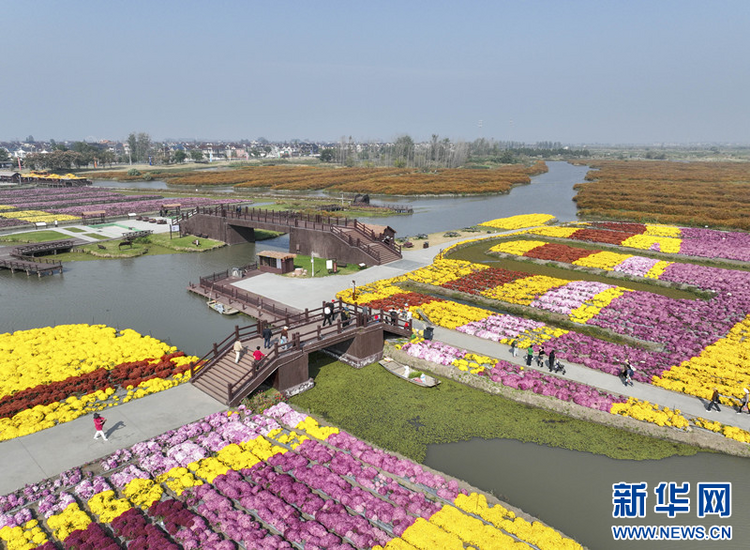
289, 354, 700, 463
82, 233, 108, 240
149, 233, 223, 250
0, 230, 70, 243
290, 255, 362, 278
65, 227, 87, 233
254, 229, 284, 240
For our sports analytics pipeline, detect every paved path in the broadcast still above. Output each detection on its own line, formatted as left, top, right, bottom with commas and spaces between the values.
0, 384, 225, 495
413, 322, 750, 431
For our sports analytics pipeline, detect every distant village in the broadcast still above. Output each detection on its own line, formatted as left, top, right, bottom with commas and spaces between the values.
0, 135, 594, 172
0, 137, 333, 170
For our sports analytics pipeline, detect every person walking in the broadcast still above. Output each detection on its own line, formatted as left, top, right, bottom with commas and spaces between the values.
526, 346, 533, 367
536, 348, 546, 368
93, 413, 108, 441
706, 388, 722, 412
547, 349, 556, 372
736, 388, 749, 414
262, 325, 273, 349
253, 346, 265, 364
280, 326, 289, 349
510, 340, 517, 357
233, 339, 244, 363
322, 302, 333, 326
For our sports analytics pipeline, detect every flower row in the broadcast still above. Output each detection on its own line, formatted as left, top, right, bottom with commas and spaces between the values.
1, 405, 583, 549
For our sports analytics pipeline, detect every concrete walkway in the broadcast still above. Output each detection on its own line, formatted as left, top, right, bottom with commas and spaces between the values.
414, 323, 750, 431
0, 384, 225, 495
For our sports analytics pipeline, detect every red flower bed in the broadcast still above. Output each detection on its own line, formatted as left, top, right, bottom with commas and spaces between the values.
525, 242, 596, 263
568, 228, 641, 245
0, 352, 192, 419
590, 221, 647, 233
443, 267, 528, 295
365, 292, 437, 311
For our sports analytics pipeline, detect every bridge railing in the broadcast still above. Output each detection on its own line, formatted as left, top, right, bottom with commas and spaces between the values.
192, 301, 412, 387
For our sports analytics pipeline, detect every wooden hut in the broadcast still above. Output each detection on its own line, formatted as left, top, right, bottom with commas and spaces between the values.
257, 251, 296, 274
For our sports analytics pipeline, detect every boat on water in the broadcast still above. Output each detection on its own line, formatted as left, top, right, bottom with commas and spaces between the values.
379, 357, 440, 387
207, 299, 239, 315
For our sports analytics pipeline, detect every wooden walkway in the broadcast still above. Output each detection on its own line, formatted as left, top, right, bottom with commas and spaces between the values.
0, 255, 63, 276
190, 302, 412, 405
187, 264, 304, 324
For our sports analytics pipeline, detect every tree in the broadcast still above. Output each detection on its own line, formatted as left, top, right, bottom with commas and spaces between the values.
174, 150, 187, 164
319, 148, 335, 163
126, 132, 151, 163
393, 134, 415, 167
127, 133, 137, 164
136, 133, 151, 164
0, 148, 9, 162
190, 149, 204, 162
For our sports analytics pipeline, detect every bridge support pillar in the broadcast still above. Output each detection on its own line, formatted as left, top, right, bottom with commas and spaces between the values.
273, 354, 312, 396
329, 326, 384, 368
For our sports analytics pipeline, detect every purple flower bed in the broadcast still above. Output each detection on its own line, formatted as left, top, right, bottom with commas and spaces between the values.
680, 227, 750, 262
587, 291, 741, 355
531, 280, 614, 315
400, 340, 626, 412
613, 255, 661, 277
457, 314, 546, 342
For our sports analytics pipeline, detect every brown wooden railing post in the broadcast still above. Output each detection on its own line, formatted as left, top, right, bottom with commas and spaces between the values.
317, 325, 322, 339
234, 326, 240, 339
213, 342, 219, 356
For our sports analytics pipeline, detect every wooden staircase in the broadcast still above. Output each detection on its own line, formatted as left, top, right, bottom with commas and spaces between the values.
189, 302, 414, 405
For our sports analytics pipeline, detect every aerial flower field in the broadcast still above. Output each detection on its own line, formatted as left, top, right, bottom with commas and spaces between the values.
0, 325, 198, 442
0, 404, 582, 549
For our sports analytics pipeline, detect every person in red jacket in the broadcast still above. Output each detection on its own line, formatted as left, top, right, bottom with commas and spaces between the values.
93, 413, 108, 441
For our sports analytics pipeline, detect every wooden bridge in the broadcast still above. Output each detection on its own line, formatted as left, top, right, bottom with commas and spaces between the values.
11, 239, 75, 257
187, 264, 304, 324
178, 207, 403, 266
0, 239, 79, 276
190, 301, 412, 406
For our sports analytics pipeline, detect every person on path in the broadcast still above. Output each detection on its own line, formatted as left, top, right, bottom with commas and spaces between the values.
619, 365, 631, 386
93, 413, 108, 441
280, 326, 289, 348
341, 309, 350, 327
526, 346, 533, 366
253, 346, 265, 364
322, 302, 333, 326
547, 349, 556, 371
737, 388, 749, 414
262, 325, 273, 349
233, 339, 244, 364
510, 340, 517, 357
706, 388, 722, 412
536, 348, 546, 368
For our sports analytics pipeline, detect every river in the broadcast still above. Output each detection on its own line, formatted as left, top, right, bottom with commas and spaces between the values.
3, 161, 747, 549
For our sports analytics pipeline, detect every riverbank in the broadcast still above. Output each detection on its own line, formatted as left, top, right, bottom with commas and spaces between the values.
384, 344, 750, 458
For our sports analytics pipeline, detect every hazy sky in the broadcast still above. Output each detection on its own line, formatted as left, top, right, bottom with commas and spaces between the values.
3, 1, 749, 144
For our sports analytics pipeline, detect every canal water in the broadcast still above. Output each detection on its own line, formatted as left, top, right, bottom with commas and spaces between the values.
3, 162, 747, 549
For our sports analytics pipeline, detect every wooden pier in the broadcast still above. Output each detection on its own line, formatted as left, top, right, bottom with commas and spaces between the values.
0, 255, 63, 276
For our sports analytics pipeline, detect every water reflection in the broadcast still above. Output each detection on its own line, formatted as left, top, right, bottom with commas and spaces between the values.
426, 438, 747, 550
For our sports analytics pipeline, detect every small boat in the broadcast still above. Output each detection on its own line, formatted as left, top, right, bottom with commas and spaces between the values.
207, 299, 239, 315
379, 357, 440, 387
